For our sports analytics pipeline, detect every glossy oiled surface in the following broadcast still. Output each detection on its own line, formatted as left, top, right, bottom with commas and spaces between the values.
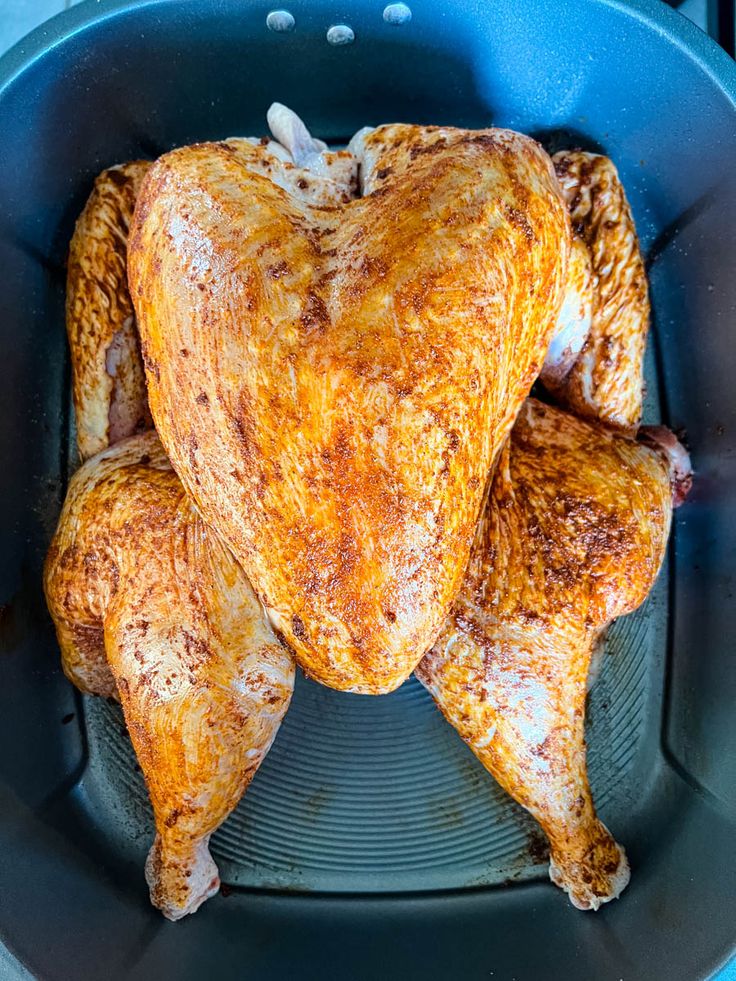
54, 110, 674, 904
129, 125, 570, 693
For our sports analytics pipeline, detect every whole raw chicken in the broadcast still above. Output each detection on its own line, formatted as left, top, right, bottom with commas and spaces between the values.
45, 106, 691, 920
128, 111, 572, 693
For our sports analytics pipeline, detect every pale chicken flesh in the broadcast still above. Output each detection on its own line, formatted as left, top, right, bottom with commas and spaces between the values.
128, 122, 571, 693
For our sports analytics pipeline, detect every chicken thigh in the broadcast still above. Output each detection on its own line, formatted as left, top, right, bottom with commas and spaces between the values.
128, 113, 571, 693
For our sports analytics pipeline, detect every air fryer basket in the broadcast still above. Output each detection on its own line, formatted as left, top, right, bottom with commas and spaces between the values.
0, 1, 735, 979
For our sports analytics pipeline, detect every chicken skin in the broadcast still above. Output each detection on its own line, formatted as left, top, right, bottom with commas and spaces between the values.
128, 117, 571, 694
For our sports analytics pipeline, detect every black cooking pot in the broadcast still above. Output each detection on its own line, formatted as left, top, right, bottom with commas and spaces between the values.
0, 1, 735, 978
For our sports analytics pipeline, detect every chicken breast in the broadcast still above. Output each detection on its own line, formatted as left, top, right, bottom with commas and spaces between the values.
128, 119, 571, 693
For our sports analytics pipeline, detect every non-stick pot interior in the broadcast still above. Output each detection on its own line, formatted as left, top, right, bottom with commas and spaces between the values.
0, 1, 735, 979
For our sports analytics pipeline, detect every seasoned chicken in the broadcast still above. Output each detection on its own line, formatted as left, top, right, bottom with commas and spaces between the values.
48, 107, 678, 919
541, 151, 649, 432
67, 161, 153, 459
416, 399, 685, 909
128, 112, 571, 693
44, 432, 294, 919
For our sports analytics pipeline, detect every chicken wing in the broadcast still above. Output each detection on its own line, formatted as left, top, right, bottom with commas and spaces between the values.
541, 151, 649, 432
67, 161, 153, 460
44, 432, 294, 919
128, 111, 571, 693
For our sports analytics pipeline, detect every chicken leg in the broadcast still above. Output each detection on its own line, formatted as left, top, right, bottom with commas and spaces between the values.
44, 432, 295, 919
416, 399, 682, 908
